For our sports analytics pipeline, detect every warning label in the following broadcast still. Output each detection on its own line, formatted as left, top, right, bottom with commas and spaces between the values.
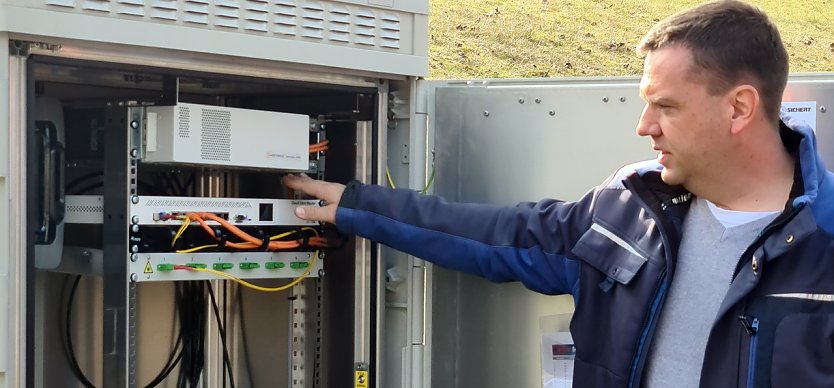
144, 261, 153, 274
781, 101, 817, 132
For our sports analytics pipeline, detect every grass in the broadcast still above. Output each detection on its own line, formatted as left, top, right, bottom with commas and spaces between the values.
428, 0, 834, 79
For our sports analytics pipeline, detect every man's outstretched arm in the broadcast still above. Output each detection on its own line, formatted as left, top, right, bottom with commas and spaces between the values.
283, 174, 583, 295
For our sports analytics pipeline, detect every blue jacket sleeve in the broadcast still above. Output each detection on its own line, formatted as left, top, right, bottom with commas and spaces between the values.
334, 181, 591, 295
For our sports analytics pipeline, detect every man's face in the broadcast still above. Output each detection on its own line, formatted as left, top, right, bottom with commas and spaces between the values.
636, 45, 734, 188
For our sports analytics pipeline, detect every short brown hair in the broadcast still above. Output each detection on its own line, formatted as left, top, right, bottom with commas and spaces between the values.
639, 0, 788, 124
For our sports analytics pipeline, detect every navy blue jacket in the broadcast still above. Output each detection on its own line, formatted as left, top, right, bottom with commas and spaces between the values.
335, 122, 834, 388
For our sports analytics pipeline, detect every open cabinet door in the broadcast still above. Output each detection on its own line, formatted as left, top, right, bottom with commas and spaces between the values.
423, 77, 651, 388
384, 74, 834, 388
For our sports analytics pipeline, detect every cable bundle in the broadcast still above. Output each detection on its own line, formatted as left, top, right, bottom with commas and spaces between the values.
172, 214, 327, 253
308, 139, 329, 154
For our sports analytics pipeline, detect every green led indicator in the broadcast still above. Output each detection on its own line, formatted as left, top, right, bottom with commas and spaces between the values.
213, 263, 234, 270
240, 262, 260, 270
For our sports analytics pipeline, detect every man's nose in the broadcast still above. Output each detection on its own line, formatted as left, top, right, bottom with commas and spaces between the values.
636, 104, 660, 137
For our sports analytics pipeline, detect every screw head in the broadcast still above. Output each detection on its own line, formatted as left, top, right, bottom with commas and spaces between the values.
603, 97, 609, 103
131, 245, 139, 253
130, 273, 138, 282
131, 225, 140, 233
130, 253, 139, 262
130, 148, 138, 158
518, 98, 525, 104
619, 96, 627, 102
483, 110, 490, 117
318, 269, 326, 277
131, 195, 140, 204
821, 106, 827, 113
549, 110, 556, 116
535, 98, 542, 104
130, 120, 139, 129
131, 216, 140, 224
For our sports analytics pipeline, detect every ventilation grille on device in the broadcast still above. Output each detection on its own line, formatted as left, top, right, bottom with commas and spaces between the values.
144, 199, 253, 208
66, 203, 104, 214
177, 105, 190, 138
200, 108, 232, 161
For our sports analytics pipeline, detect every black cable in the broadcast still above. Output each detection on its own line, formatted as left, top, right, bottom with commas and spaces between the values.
237, 290, 257, 388
145, 349, 183, 388
176, 281, 206, 388
208, 283, 237, 388
65, 275, 96, 388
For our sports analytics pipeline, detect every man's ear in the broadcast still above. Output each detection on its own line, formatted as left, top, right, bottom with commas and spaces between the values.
728, 84, 759, 135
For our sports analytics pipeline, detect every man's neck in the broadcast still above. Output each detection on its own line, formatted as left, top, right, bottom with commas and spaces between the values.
692, 135, 795, 212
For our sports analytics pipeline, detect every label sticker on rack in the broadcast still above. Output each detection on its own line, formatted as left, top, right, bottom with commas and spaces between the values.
144, 261, 153, 274
354, 370, 368, 388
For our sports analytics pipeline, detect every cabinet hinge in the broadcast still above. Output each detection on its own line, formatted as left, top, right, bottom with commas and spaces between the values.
9, 40, 62, 57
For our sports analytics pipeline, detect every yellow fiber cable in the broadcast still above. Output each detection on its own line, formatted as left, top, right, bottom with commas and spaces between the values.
171, 216, 191, 247
178, 227, 322, 292
385, 167, 396, 189
176, 244, 218, 253
269, 230, 297, 240
175, 229, 301, 253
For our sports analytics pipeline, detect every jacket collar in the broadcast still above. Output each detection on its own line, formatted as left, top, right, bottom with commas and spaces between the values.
784, 120, 834, 234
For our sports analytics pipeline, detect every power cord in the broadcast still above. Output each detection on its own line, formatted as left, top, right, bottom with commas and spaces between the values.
208, 283, 237, 388
63, 275, 95, 388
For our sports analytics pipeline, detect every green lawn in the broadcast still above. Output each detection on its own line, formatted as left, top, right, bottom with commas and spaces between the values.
428, 0, 834, 79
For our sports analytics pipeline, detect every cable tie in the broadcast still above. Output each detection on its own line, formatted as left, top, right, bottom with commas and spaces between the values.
300, 230, 311, 250
216, 230, 228, 249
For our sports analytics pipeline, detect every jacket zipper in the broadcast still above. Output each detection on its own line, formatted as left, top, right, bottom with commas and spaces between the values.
627, 271, 668, 388
739, 316, 759, 388
623, 177, 684, 388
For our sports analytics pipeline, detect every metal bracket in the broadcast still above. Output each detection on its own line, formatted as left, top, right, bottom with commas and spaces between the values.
159, 75, 179, 106
9, 39, 62, 57
9, 40, 30, 57
401, 143, 409, 164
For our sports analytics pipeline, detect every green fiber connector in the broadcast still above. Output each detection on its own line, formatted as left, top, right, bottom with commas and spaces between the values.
186, 263, 206, 269
213, 263, 234, 270
240, 262, 260, 270
157, 263, 175, 271
289, 261, 309, 269
265, 262, 285, 269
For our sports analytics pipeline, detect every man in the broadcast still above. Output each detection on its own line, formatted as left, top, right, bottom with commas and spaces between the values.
285, 1, 834, 387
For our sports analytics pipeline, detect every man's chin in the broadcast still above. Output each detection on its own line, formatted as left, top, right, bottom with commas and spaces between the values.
659, 168, 682, 186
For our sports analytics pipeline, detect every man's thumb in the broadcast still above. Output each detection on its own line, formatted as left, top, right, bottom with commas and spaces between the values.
295, 205, 329, 223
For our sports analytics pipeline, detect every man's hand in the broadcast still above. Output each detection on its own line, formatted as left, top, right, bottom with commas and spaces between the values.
283, 174, 345, 224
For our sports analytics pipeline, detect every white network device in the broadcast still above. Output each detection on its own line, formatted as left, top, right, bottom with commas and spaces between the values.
64, 195, 318, 226
144, 103, 309, 170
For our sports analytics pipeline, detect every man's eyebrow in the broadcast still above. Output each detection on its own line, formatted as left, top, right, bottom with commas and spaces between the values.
646, 95, 677, 106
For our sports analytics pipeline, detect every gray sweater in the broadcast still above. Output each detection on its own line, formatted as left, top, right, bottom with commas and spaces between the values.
644, 197, 778, 388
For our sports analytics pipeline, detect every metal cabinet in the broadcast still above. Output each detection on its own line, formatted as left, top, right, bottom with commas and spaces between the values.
2, 2, 834, 387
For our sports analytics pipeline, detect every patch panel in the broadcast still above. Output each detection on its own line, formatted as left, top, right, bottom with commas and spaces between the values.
130, 252, 323, 282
